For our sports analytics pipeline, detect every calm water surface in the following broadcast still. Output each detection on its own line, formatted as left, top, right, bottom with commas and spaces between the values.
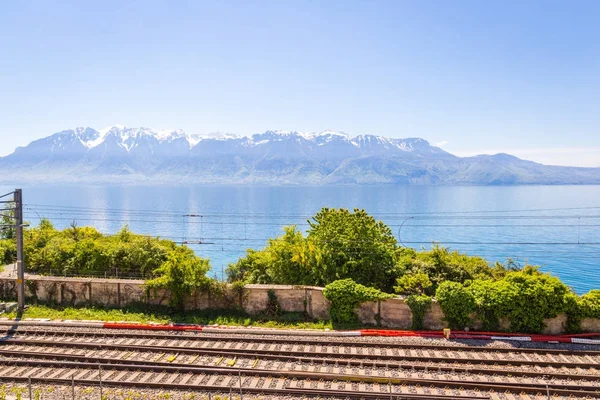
2, 184, 599, 294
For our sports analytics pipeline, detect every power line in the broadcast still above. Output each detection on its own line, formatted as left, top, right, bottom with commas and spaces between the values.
24, 202, 600, 218
21, 214, 600, 226
0, 191, 15, 200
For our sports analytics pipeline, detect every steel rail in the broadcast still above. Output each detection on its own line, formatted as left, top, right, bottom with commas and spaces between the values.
0, 347, 598, 384
0, 374, 489, 400
2, 337, 598, 370
3, 327, 600, 356
0, 357, 596, 397
0, 339, 600, 379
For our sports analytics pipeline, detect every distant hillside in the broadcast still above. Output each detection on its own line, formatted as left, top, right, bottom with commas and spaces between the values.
1, 126, 600, 185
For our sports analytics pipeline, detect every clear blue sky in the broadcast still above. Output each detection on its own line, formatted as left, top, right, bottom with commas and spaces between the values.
1, 0, 599, 166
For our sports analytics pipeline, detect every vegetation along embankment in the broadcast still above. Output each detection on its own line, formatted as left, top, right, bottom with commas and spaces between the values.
1, 208, 600, 333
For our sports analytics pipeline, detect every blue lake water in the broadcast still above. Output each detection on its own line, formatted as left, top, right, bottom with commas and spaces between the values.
2, 184, 599, 294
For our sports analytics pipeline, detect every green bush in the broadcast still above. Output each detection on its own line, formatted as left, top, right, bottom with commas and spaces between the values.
0, 239, 15, 265
395, 273, 432, 296
579, 290, 600, 318
499, 268, 569, 333
405, 294, 432, 330
264, 289, 282, 319
566, 290, 600, 333
467, 268, 571, 333
435, 281, 475, 329
469, 279, 517, 331
228, 208, 402, 292
145, 247, 211, 310
323, 278, 393, 324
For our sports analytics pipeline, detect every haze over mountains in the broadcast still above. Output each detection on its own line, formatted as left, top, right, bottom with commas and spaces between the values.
1, 126, 599, 185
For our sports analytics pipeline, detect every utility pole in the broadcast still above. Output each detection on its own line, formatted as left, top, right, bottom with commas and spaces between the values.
14, 189, 25, 310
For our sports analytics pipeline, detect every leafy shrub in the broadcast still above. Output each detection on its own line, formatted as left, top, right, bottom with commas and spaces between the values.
0, 239, 15, 265
405, 294, 432, 330
395, 273, 432, 296
498, 268, 569, 333
435, 281, 475, 329
264, 289, 282, 319
566, 290, 600, 333
145, 247, 211, 310
229, 208, 402, 292
19, 220, 185, 279
579, 290, 600, 318
467, 268, 571, 333
469, 279, 517, 331
396, 245, 503, 293
323, 279, 393, 324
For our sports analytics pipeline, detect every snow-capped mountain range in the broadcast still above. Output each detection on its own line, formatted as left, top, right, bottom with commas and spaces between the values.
1, 126, 600, 185
25, 126, 442, 155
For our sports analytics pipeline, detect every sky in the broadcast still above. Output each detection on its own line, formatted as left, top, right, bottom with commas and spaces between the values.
0, 0, 599, 166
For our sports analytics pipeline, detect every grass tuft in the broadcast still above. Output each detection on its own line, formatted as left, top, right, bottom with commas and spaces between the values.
5, 303, 343, 330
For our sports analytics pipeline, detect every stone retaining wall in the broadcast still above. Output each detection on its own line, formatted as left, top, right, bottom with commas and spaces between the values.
0, 276, 597, 334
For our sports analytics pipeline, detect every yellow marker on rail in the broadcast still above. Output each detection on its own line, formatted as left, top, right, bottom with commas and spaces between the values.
227, 357, 237, 367
251, 358, 259, 368
122, 351, 133, 360
215, 356, 223, 366
188, 354, 200, 364
167, 353, 178, 363
443, 328, 451, 339
155, 353, 165, 362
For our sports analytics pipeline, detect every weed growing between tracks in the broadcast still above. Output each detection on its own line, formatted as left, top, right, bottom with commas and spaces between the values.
0, 383, 263, 400
5, 304, 348, 330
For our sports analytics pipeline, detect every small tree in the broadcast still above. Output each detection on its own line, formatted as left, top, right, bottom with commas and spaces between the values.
308, 208, 400, 291
323, 278, 393, 324
146, 247, 211, 310
395, 272, 433, 296
436, 281, 476, 329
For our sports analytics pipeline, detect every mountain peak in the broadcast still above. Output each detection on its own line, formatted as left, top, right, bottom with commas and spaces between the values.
1, 125, 599, 185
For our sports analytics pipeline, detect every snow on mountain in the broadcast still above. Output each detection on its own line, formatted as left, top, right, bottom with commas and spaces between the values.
14, 126, 440, 156
4, 126, 599, 185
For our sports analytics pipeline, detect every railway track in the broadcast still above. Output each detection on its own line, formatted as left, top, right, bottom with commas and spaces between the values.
3, 326, 600, 356
3, 329, 600, 368
0, 327, 598, 399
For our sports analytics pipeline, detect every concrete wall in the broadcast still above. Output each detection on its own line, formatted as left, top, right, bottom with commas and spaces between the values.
0, 276, 598, 334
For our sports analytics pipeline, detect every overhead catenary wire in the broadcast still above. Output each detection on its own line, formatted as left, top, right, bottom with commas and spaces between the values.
20, 214, 600, 225
18, 204, 600, 248
23, 202, 600, 216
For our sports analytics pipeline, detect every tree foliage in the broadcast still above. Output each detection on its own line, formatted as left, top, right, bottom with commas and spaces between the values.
405, 294, 432, 330
307, 208, 400, 291
228, 208, 401, 291
437, 267, 573, 333
395, 272, 432, 296
20, 221, 180, 279
396, 245, 507, 294
435, 281, 476, 329
323, 278, 393, 324
145, 247, 211, 310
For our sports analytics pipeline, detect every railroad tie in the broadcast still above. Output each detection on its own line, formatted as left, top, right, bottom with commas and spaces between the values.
248, 376, 261, 389
10, 367, 29, 377
191, 373, 207, 385
274, 377, 286, 389
178, 373, 193, 385
112, 370, 129, 382
166, 373, 179, 384
137, 372, 154, 383
46, 369, 67, 379
204, 374, 220, 387
152, 372, 167, 383
126, 371, 142, 382
74, 370, 90, 380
